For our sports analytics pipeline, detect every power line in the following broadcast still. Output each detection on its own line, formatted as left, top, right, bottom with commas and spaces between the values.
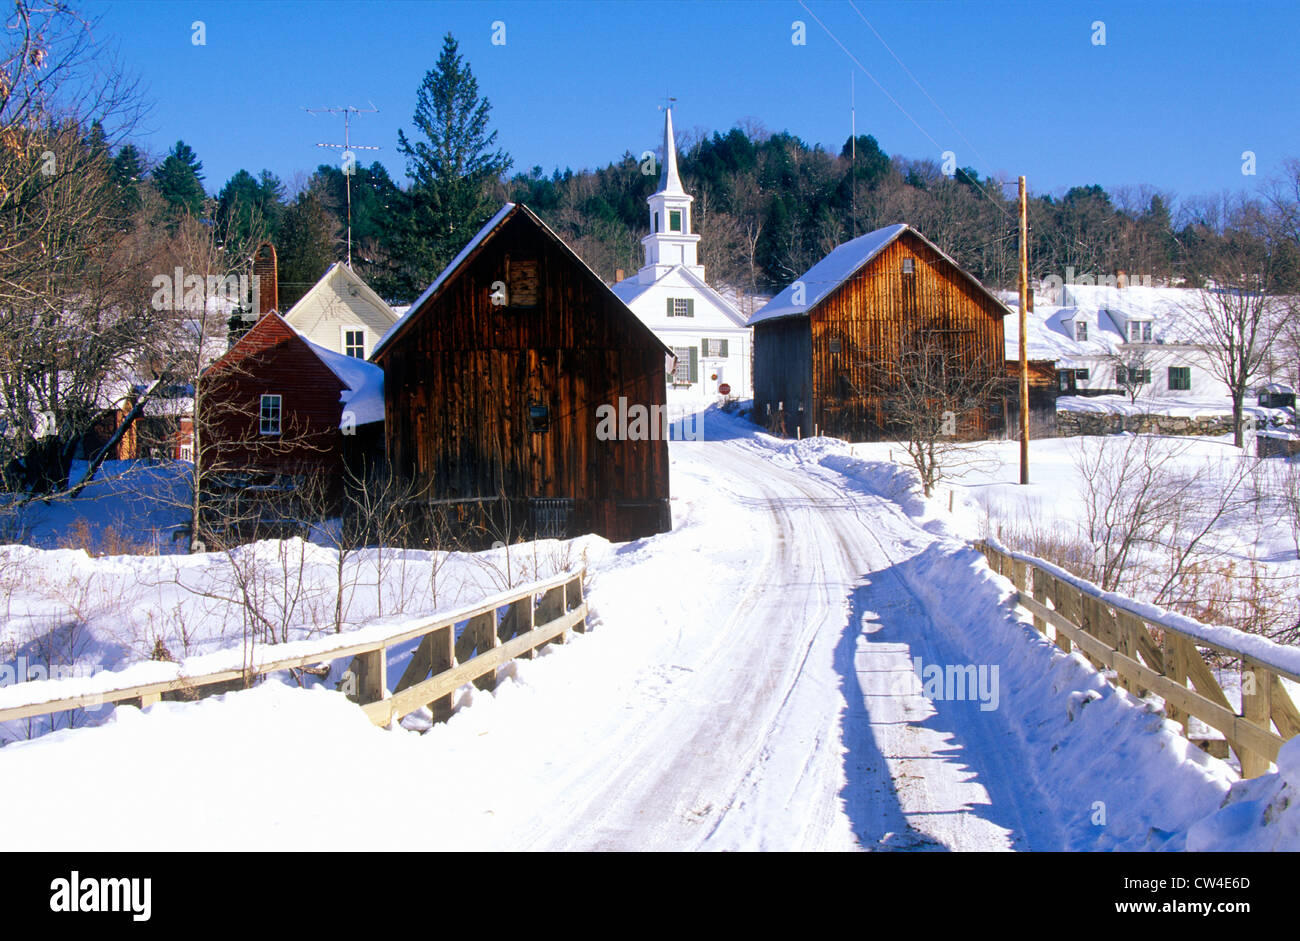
798, 0, 1016, 224
849, 0, 994, 173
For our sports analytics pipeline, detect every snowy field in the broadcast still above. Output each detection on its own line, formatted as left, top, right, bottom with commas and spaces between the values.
0, 414, 1297, 851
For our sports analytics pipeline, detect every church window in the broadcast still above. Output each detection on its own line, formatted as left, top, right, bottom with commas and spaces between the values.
669, 209, 682, 232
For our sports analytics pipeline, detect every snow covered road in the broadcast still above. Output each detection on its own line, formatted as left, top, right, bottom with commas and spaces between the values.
513, 435, 1060, 850
2, 414, 1268, 851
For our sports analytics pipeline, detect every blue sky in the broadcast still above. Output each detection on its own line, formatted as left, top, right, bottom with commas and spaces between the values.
87, 0, 1299, 202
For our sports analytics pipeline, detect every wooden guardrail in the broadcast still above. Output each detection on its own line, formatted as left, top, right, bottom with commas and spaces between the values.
976, 540, 1300, 778
0, 568, 587, 732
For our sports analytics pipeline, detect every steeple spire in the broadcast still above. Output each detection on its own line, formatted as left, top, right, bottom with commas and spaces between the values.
657, 106, 686, 196
638, 105, 702, 283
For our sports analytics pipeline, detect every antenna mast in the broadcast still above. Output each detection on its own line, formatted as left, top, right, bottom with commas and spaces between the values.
304, 103, 380, 268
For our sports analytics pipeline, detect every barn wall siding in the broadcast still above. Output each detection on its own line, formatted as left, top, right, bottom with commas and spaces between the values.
752, 317, 812, 437
377, 208, 671, 544
756, 229, 1007, 442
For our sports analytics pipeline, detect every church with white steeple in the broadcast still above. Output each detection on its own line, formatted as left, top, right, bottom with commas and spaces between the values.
610, 107, 751, 401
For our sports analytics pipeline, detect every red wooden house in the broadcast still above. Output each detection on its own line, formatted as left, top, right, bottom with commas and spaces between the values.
198, 311, 383, 489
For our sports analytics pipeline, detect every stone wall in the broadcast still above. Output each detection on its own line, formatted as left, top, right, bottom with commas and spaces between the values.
1056, 410, 1291, 437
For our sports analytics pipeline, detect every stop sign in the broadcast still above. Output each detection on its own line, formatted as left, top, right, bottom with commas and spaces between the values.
719, 383, 731, 396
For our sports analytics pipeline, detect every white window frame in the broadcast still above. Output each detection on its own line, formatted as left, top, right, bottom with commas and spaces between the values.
1075, 321, 1088, 341
703, 337, 726, 358
259, 394, 282, 436
342, 326, 367, 359
672, 298, 691, 318
671, 346, 692, 385
669, 209, 683, 232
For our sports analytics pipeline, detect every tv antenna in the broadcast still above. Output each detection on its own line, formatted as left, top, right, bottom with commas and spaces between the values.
303, 102, 380, 268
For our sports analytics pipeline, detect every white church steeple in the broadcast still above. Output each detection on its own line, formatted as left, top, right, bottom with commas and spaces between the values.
639, 107, 704, 284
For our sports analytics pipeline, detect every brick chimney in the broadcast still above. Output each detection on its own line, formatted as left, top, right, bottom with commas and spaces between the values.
615, 267, 626, 283
253, 242, 279, 315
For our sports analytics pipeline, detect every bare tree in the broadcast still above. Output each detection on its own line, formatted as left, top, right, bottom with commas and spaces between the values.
1105, 344, 1166, 403
883, 321, 1005, 497
1182, 197, 1290, 447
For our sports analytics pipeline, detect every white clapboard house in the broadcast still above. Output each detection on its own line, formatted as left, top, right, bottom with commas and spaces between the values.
283, 262, 399, 360
609, 108, 752, 402
1007, 280, 1294, 402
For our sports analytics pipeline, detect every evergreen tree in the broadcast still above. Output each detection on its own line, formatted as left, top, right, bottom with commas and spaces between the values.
390, 32, 513, 300
153, 140, 206, 217
108, 143, 148, 216
216, 168, 285, 247
277, 185, 338, 310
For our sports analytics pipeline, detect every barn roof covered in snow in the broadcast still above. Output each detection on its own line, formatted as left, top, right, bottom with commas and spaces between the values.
748, 223, 1011, 325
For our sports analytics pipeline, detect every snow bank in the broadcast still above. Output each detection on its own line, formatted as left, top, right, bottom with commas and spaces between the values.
742, 425, 1294, 850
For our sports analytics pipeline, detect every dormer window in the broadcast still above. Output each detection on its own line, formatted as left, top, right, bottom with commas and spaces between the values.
1075, 321, 1088, 342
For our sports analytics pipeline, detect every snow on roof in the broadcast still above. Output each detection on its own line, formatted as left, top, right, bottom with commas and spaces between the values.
611, 265, 749, 328
1005, 284, 1294, 364
371, 202, 517, 358
300, 335, 384, 426
749, 224, 907, 325
609, 277, 648, 304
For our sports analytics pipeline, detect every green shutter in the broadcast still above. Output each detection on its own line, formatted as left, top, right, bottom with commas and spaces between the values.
686, 298, 695, 317
689, 346, 698, 383
666, 297, 674, 318
720, 338, 728, 358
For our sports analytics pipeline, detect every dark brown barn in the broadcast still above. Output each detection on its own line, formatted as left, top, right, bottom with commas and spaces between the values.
371, 202, 672, 544
199, 311, 383, 485
749, 224, 1010, 441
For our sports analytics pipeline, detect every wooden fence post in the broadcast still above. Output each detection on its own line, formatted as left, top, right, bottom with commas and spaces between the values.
537, 585, 566, 647
1046, 574, 1070, 653
427, 625, 455, 721
1241, 659, 1274, 778
502, 595, 537, 658
349, 648, 387, 705
1162, 631, 1188, 734
567, 576, 587, 633
1027, 565, 1046, 635
468, 611, 500, 690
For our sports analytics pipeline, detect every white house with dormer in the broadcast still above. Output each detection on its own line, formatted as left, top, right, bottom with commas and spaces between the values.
609, 108, 752, 401
283, 262, 399, 360
1005, 282, 1294, 403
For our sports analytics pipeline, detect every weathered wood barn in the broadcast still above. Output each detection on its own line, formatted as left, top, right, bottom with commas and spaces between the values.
370, 202, 673, 544
748, 224, 1010, 440
199, 311, 384, 487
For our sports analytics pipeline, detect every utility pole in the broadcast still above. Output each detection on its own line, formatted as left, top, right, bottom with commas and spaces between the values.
304, 103, 380, 268
1018, 175, 1030, 485
851, 71, 856, 238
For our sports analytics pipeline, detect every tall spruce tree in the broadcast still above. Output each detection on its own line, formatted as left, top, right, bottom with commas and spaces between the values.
153, 140, 206, 217
391, 32, 512, 301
